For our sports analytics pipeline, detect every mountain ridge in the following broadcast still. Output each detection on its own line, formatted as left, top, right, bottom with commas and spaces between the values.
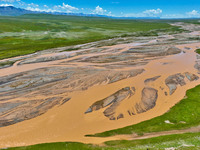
0, 6, 161, 19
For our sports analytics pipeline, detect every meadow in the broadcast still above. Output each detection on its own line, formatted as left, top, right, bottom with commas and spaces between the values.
0, 14, 182, 60
5, 133, 200, 150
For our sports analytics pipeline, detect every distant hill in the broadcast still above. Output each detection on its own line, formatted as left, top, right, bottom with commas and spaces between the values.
0, 6, 35, 16
48, 12, 108, 17
0, 6, 160, 19
0, 6, 110, 17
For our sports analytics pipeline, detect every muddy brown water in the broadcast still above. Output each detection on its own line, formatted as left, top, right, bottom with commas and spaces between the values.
0, 41, 200, 148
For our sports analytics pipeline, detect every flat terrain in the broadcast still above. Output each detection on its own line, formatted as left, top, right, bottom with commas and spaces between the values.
5, 132, 200, 150
0, 16, 200, 150
0, 14, 181, 60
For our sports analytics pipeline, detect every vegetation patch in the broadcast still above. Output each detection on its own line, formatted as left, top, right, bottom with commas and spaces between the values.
0, 61, 15, 68
195, 49, 200, 54
0, 14, 182, 60
4, 132, 200, 150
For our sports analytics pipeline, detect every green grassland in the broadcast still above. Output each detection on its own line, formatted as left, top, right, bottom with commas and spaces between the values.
4, 132, 200, 150
0, 14, 182, 60
196, 49, 200, 54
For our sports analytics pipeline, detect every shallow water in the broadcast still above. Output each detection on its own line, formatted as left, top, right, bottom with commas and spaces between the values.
0, 38, 200, 148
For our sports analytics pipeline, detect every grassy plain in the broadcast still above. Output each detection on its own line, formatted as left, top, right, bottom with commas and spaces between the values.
5, 132, 200, 150
196, 49, 200, 54
0, 14, 182, 60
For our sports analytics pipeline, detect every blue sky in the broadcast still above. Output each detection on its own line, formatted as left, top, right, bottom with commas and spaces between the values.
1, 0, 200, 18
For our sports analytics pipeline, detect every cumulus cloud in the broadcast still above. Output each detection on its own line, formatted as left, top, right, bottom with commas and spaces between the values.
26, 7, 57, 12
163, 14, 185, 18
23, 2, 79, 14
62, 3, 78, 10
187, 10, 198, 15
26, 7, 41, 11
17, 1, 25, 6
26, 2, 79, 13
93, 6, 107, 15
143, 8, 162, 17
54, 3, 78, 12
28, 3, 39, 7
107, 11, 112, 16
0, 3, 13, 6
186, 10, 200, 17
123, 8, 162, 18
0, 0, 20, 2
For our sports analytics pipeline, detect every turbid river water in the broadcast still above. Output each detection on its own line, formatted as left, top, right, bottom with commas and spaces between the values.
0, 33, 200, 148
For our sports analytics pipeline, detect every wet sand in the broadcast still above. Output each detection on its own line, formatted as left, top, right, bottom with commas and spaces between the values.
0, 32, 200, 148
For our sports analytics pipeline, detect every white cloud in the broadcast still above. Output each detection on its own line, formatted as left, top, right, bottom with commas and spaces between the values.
26, 2, 79, 13
26, 7, 41, 12
163, 14, 185, 18
0, 0, 20, 2
28, 3, 39, 7
62, 3, 78, 10
107, 11, 112, 16
26, 7, 57, 13
94, 5, 107, 15
0, 3, 13, 6
54, 3, 78, 13
143, 8, 162, 17
17, 1, 25, 6
187, 10, 198, 15
186, 10, 200, 17
123, 8, 162, 18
